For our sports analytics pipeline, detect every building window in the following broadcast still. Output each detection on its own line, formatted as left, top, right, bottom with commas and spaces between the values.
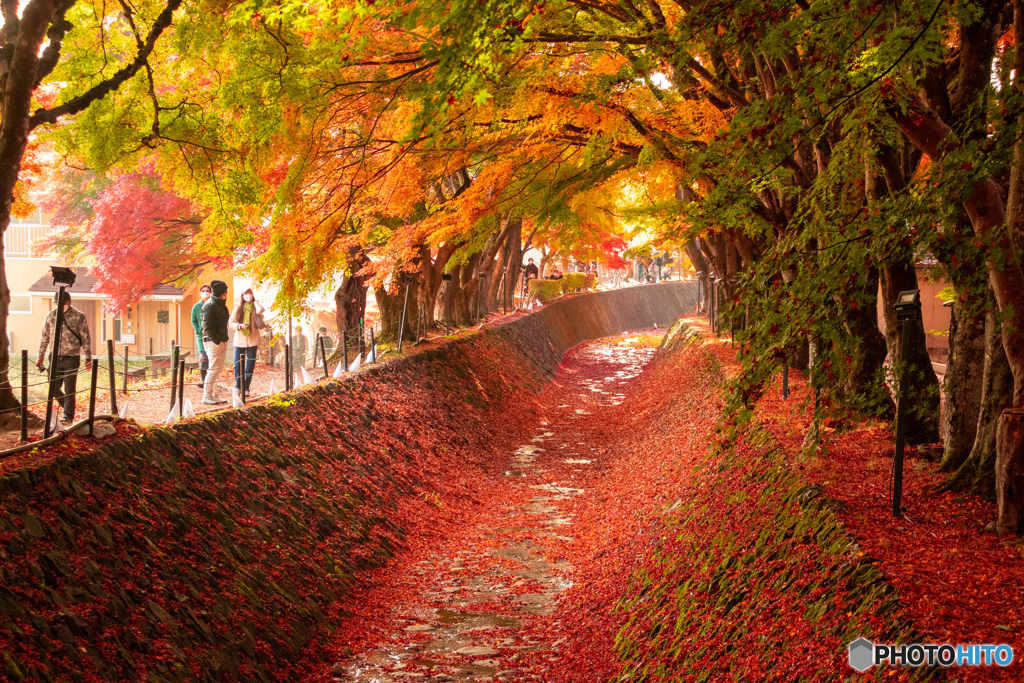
113, 315, 122, 343
9, 295, 31, 314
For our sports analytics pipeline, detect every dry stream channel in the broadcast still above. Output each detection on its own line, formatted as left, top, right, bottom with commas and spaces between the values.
334, 332, 660, 682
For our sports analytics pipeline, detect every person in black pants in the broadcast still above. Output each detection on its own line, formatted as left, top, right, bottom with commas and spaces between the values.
36, 291, 93, 424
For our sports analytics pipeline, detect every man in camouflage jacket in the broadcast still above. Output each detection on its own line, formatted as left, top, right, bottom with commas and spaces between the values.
36, 291, 93, 424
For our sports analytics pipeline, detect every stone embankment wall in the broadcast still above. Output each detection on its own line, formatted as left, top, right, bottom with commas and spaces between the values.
0, 282, 696, 682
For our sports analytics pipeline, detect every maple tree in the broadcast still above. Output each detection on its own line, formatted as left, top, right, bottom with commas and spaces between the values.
40, 166, 214, 310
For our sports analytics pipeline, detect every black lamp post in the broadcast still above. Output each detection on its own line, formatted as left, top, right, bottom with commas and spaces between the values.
442, 273, 453, 333
892, 289, 922, 517
43, 266, 77, 438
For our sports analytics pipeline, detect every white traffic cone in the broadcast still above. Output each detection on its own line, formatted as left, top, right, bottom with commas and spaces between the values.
269, 379, 280, 395
348, 353, 361, 373
182, 398, 196, 418
301, 366, 315, 385
118, 401, 129, 419
333, 361, 345, 378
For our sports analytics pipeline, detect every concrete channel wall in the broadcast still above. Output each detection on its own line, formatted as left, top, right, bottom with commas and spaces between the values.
0, 280, 696, 682
527, 280, 698, 355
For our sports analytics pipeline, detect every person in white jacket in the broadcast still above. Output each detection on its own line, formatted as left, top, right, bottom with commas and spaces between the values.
230, 288, 265, 396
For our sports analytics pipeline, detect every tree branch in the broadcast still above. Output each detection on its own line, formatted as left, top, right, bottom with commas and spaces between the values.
33, 0, 76, 87
530, 32, 650, 45
28, 0, 183, 130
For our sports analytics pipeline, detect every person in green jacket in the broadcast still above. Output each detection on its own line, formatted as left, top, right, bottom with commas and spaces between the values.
191, 284, 211, 387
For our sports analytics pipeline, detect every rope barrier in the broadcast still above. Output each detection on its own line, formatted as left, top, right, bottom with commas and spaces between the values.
0, 415, 117, 459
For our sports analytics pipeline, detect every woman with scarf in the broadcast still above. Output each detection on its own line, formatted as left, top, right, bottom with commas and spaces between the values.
230, 288, 265, 397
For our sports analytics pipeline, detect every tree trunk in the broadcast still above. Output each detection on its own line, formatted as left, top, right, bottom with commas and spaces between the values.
0, 2, 62, 414
487, 217, 521, 312
458, 214, 516, 321
944, 307, 1014, 498
334, 249, 370, 336
996, 409, 1024, 533
684, 239, 710, 313
940, 297, 987, 471
417, 242, 459, 330
486, 242, 506, 310
374, 280, 418, 343
840, 267, 892, 416
448, 257, 480, 327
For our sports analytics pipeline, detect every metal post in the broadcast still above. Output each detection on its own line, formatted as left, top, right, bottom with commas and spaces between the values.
20, 349, 27, 441
107, 340, 117, 415
285, 343, 291, 391
370, 327, 376, 363
342, 329, 349, 371
123, 345, 129, 394
44, 285, 68, 439
178, 359, 185, 416
149, 337, 153, 355
170, 345, 179, 409
892, 319, 913, 517
88, 359, 98, 436
240, 351, 246, 405
398, 276, 413, 353
269, 339, 275, 368
782, 360, 790, 400
320, 336, 328, 378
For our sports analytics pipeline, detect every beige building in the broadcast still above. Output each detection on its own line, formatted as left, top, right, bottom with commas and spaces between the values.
6, 210, 235, 362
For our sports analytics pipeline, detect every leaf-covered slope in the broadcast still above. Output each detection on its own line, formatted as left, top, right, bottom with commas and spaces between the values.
612, 320, 931, 682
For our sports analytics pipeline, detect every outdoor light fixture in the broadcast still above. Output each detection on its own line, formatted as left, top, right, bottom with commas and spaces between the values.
894, 289, 921, 321
891, 288, 921, 518
49, 265, 76, 287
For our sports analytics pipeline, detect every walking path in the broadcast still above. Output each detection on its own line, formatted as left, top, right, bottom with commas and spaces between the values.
319, 332, 665, 683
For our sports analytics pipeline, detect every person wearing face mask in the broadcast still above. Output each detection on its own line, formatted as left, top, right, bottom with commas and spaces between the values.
191, 284, 212, 387
36, 290, 93, 425
201, 280, 231, 404
230, 288, 265, 396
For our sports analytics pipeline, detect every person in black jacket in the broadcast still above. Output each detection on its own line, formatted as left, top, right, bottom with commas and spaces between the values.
523, 258, 539, 280
201, 280, 230, 404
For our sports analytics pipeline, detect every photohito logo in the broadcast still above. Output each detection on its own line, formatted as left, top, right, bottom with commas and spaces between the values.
848, 638, 1014, 671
